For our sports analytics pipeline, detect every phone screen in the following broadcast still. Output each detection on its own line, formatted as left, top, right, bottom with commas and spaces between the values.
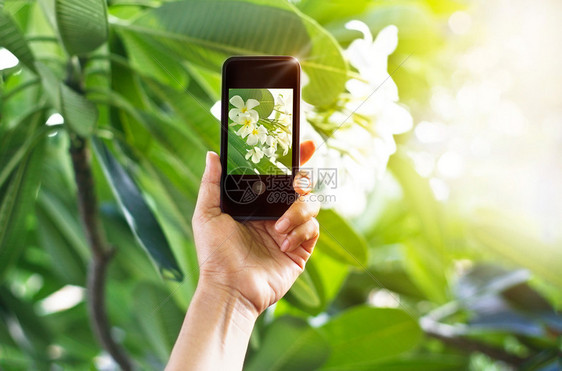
227, 88, 293, 176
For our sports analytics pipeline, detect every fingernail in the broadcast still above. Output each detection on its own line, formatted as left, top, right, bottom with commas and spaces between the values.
206, 151, 213, 166
276, 218, 290, 234
281, 239, 290, 252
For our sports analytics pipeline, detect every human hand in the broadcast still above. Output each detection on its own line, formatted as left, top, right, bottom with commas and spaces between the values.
191, 141, 320, 317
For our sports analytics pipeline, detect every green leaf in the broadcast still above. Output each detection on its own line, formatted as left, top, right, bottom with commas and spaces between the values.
0, 107, 47, 188
35, 62, 61, 109
116, 0, 347, 106
285, 258, 325, 314
318, 306, 422, 368
316, 208, 368, 266
132, 282, 184, 362
36, 62, 98, 136
142, 78, 219, 152
0, 287, 54, 361
0, 138, 44, 281
0, 9, 36, 72
339, 354, 468, 371
245, 316, 330, 371
60, 84, 97, 136
297, 0, 370, 25
35, 190, 88, 285
118, 30, 190, 88
92, 139, 183, 281
55, 0, 108, 56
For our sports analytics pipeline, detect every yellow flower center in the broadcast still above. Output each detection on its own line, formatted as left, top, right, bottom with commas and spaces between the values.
241, 107, 247, 113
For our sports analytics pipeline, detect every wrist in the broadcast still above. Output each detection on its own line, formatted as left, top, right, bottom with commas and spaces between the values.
195, 275, 260, 324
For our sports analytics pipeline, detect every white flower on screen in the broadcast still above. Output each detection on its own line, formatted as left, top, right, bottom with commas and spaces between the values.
274, 94, 289, 115
235, 113, 257, 138
229, 95, 259, 122
275, 129, 291, 156
246, 125, 268, 146
245, 147, 264, 164
262, 135, 277, 157
278, 114, 291, 127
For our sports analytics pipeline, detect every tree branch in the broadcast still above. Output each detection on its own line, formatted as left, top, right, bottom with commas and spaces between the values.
70, 136, 133, 371
422, 319, 528, 366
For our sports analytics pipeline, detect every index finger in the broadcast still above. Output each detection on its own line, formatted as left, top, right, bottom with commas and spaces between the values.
274, 194, 321, 235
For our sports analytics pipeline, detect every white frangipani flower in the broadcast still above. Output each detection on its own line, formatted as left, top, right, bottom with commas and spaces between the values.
235, 113, 257, 138
275, 129, 290, 156
275, 94, 290, 115
263, 135, 278, 157
278, 114, 291, 127
302, 21, 413, 217
246, 125, 268, 146
229, 95, 259, 122
245, 147, 264, 164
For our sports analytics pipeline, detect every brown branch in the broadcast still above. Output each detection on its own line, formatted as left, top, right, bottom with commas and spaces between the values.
70, 136, 133, 371
425, 328, 528, 366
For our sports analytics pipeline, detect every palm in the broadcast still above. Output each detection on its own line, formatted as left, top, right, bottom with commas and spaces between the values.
195, 214, 311, 313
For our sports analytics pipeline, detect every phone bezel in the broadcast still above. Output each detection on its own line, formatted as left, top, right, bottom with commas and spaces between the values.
220, 56, 300, 220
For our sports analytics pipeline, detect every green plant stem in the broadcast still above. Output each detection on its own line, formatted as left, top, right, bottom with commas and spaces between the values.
69, 136, 133, 371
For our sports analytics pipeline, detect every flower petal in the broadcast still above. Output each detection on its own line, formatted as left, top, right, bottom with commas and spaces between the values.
248, 110, 259, 121
345, 20, 373, 43
247, 135, 258, 146
246, 98, 260, 109
230, 95, 244, 109
374, 25, 398, 56
229, 108, 241, 121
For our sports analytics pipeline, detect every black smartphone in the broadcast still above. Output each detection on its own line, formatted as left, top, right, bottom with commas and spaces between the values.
220, 56, 300, 220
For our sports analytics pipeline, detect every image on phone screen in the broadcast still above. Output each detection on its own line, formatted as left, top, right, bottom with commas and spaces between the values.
227, 88, 293, 176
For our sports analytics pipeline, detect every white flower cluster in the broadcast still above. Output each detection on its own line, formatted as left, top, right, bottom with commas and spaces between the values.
303, 21, 413, 217
228, 94, 292, 165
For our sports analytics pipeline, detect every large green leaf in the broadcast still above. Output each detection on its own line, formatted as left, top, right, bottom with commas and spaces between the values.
245, 316, 330, 371
316, 208, 368, 266
142, 78, 219, 152
0, 139, 44, 281
0, 287, 54, 363
336, 354, 467, 371
132, 282, 184, 362
55, 0, 108, 56
35, 190, 88, 285
115, 0, 347, 106
0, 107, 46, 188
318, 306, 422, 368
297, 0, 370, 25
92, 139, 183, 281
118, 30, 190, 88
0, 9, 36, 72
59, 83, 97, 136
285, 257, 325, 314
36, 62, 98, 136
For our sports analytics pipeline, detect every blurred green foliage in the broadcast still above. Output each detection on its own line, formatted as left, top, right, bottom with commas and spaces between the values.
1, 0, 561, 370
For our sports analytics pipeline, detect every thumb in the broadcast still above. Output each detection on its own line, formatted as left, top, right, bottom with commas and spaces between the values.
194, 151, 222, 219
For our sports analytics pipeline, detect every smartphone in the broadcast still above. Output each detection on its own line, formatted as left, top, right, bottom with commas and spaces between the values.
220, 56, 300, 220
